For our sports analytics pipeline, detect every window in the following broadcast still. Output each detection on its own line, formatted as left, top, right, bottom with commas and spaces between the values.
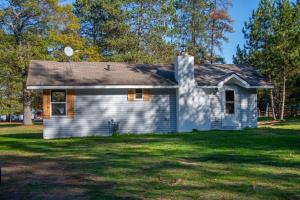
135, 89, 143, 100
225, 90, 235, 114
51, 90, 66, 116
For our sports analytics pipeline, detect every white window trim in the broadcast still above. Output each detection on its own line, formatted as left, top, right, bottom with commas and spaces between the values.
134, 89, 144, 100
218, 74, 250, 88
50, 89, 67, 117
225, 90, 235, 115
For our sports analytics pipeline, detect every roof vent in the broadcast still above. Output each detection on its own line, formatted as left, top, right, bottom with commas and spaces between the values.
200, 60, 210, 64
150, 69, 158, 73
106, 64, 111, 71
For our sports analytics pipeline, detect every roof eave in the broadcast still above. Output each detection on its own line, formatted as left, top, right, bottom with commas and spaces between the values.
27, 85, 179, 90
198, 85, 273, 89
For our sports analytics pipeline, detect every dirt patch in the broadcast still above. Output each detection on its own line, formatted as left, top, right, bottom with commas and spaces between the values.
258, 120, 283, 126
0, 158, 106, 200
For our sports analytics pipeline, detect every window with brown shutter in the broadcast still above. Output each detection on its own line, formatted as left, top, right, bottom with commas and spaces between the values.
135, 89, 143, 100
43, 89, 50, 119
67, 89, 74, 118
51, 90, 66, 116
143, 89, 150, 101
128, 89, 134, 101
128, 89, 150, 101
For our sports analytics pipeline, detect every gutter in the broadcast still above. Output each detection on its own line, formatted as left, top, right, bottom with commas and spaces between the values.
27, 85, 179, 89
198, 85, 274, 89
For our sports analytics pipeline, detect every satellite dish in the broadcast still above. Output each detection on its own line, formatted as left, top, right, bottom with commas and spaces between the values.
64, 46, 74, 57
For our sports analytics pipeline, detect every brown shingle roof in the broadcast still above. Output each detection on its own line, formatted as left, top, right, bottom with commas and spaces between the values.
194, 64, 272, 87
26, 60, 271, 88
26, 60, 177, 87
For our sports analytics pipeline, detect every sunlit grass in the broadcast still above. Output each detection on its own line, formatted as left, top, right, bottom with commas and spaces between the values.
0, 119, 299, 199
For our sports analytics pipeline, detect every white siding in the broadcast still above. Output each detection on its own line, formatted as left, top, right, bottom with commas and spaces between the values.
43, 85, 258, 139
44, 89, 177, 139
208, 85, 257, 130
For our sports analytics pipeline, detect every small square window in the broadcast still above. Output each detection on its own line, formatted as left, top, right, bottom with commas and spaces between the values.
135, 89, 143, 100
51, 103, 66, 115
51, 90, 66, 102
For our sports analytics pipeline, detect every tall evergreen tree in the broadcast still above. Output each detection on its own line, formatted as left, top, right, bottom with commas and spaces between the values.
232, 44, 247, 64
175, 0, 207, 62
73, 0, 134, 59
269, 0, 300, 119
234, 0, 300, 120
207, 0, 233, 64
123, 0, 176, 63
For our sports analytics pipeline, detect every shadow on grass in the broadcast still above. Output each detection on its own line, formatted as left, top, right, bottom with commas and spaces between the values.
1, 124, 300, 199
183, 153, 300, 168
0, 123, 22, 127
0, 132, 43, 139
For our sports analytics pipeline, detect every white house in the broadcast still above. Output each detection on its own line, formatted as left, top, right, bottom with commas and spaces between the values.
26, 53, 272, 139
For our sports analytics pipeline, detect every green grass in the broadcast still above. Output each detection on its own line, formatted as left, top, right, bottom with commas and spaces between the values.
0, 120, 300, 200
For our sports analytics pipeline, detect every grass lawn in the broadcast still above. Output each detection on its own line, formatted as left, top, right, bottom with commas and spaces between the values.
0, 120, 300, 200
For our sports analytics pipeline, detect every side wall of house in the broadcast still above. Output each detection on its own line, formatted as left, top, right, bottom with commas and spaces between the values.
43, 88, 177, 139
208, 85, 257, 130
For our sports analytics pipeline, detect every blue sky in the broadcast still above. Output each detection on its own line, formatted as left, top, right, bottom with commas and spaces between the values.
221, 0, 259, 63
62, 0, 259, 64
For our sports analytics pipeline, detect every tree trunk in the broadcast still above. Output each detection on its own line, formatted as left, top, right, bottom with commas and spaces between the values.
191, 16, 196, 54
191, 0, 196, 56
210, 19, 215, 64
137, 1, 144, 63
270, 88, 277, 120
210, 0, 217, 64
280, 74, 286, 120
23, 81, 32, 125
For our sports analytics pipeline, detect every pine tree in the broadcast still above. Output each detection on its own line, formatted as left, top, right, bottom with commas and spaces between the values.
269, 0, 300, 120
174, 0, 207, 62
124, 0, 176, 63
235, 0, 300, 120
207, 0, 233, 64
73, 0, 134, 60
232, 44, 247, 64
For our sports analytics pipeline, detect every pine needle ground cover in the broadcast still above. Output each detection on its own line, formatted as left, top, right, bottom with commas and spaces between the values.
0, 119, 299, 200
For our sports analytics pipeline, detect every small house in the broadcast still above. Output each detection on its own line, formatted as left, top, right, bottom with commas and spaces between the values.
26, 54, 272, 139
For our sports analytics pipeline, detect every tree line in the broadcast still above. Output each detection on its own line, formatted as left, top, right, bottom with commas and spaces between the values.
233, 0, 300, 120
0, 0, 233, 125
73, 0, 233, 63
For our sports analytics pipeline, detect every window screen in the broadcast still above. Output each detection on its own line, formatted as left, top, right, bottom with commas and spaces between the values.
225, 90, 235, 114
51, 90, 66, 116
